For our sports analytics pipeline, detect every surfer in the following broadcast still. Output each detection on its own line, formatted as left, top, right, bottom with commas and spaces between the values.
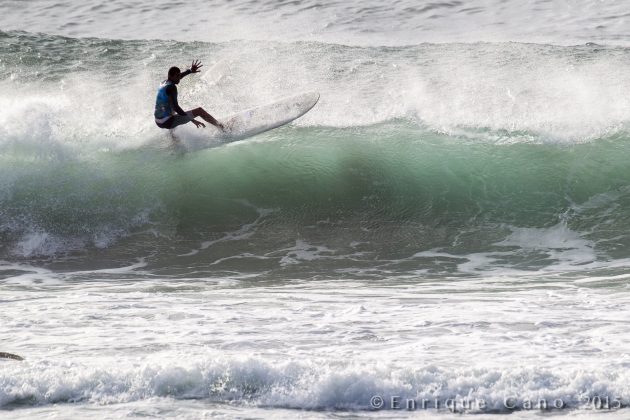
154, 60, 224, 131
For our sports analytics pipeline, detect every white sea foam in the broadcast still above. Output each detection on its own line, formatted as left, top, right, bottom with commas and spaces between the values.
2, 277, 630, 415
2, 356, 630, 412
4, 37, 630, 148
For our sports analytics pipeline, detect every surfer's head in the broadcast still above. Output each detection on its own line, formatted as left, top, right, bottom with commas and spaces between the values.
168, 66, 182, 84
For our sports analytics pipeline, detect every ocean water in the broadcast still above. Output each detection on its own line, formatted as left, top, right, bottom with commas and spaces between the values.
3, 0, 630, 418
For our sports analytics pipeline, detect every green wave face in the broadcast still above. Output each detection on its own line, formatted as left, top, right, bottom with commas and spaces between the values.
3, 123, 630, 275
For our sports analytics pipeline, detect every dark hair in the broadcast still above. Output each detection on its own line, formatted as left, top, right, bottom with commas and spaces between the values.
168, 66, 181, 78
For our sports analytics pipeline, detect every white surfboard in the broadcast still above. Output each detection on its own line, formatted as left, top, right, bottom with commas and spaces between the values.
217, 91, 319, 144
165, 91, 320, 153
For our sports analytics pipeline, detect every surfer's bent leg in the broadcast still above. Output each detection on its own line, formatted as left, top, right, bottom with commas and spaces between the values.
157, 112, 195, 129
191, 107, 223, 129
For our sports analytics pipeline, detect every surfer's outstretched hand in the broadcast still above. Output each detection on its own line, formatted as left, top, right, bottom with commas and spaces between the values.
190, 59, 203, 73
192, 119, 206, 128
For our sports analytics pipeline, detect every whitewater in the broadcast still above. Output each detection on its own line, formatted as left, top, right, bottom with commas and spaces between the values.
3, 0, 630, 418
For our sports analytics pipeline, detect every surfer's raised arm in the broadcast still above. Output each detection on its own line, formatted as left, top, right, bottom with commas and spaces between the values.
153, 59, 224, 131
